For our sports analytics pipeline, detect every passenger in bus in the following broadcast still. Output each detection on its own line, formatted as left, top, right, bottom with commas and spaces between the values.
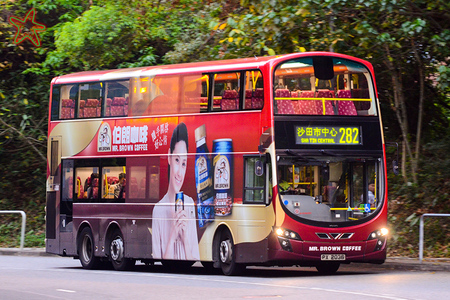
86, 173, 99, 200
152, 122, 200, 261
361, 181, 376, 207
114, 173, 126, 201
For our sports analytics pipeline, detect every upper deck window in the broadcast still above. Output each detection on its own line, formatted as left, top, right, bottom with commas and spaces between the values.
244, 70, 264, 110
105, 81, 129, 117
211, 70, 264, 112
128, 74, 208, 116
79, 83, 102, 119
274, 57, 377, 116
213, 72, 241, 111
58, 84, 78, 120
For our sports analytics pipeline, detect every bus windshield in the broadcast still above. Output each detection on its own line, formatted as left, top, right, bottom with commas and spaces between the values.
277, 154, 383, 224
274, 57, 377, 116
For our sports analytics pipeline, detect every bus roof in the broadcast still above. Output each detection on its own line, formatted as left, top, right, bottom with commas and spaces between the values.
51, 52, 372, 85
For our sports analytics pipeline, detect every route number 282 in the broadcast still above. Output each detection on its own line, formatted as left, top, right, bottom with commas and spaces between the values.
339, 127, 359, 144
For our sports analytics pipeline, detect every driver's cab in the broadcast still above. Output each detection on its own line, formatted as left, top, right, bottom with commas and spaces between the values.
277, 155, 382, 224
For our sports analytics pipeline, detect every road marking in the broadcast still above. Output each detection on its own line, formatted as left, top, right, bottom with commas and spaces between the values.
56, 289, 76, 293
22, 267, 409, 300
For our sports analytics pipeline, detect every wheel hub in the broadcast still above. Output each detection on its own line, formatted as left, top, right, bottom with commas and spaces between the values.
220, 239, 232, 264
110, 236, 124, 262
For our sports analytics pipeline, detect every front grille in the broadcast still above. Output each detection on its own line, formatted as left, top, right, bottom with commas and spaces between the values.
316, 232, 354, 240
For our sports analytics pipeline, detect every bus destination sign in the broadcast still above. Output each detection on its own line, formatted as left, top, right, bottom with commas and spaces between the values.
295, 125, 361, 145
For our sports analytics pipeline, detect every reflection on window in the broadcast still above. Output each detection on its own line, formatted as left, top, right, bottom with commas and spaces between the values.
126, 157, 160, 202
128, 166, 146, 199
51, 86, 60, 121
183, 74, 209, 113
244, 157, 265, 203
63, 164, 73, 202
149, 168, 160, 200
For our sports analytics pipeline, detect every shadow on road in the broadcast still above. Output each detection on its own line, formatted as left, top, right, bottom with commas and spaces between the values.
57, 261, 382, 278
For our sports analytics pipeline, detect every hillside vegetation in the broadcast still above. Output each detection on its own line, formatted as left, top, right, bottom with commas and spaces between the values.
1, 0, 449, 257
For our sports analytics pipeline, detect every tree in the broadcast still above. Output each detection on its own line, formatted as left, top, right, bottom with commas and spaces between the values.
217, 0, 450, 184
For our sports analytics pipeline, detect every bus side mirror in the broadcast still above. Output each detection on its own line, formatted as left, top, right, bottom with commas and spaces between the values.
386, 142, 399, 176
259, 127, 274, 154
393, 160, 399, 175
255, 159, 264, 176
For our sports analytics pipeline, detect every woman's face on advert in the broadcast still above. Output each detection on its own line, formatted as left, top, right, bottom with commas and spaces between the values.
169, 141, 187, 192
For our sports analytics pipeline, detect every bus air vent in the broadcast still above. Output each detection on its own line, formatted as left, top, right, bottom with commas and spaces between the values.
316, 233, 331, 239
340, 233, 354, 239
329, 233, 341, 239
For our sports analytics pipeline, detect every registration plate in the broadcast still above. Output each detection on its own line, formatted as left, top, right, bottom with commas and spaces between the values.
321, 254, 346, 261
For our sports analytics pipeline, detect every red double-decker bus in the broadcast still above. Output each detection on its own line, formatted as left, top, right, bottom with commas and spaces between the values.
46, 52, 388, 275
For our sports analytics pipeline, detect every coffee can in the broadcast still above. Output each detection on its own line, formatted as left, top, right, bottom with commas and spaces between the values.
175, 191, 184, 211
212, 139, 233, 216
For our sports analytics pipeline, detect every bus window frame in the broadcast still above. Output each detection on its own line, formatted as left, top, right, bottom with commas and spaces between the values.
243, 155, 267, 205
52, 69, 265, 119
211, 71, 242, 112
272, 56, 378, 117
71, 157, 126, 203
207, 69, 264, 113
55, 83, 79, 120
51, 85, 60, 121
104, 80, 130, 118
78, 82, 105, 119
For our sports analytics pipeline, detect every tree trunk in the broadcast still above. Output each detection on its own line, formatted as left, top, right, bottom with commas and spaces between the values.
412, 41, 424, 183
384, 45, 417, 183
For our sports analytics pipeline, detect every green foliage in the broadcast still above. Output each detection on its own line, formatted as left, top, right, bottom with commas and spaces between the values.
0, 222, 45, 248
1, 0, 449, 257
48, 5, 139, 70
388, 133, 450, 258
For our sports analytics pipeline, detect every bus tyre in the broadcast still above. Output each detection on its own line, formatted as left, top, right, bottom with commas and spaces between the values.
78, 227, 100, 269
218, 229, 245, 276
316, 262, 340, 275
109, 229, 135, 271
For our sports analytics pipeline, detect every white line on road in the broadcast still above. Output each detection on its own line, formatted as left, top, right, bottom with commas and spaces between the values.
56, 289, 76, 293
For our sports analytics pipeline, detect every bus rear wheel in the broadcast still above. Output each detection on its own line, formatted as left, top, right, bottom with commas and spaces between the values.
316, 262, 340, 274
78, 227, 100, 269
218, 229, 245, 276
109, 229, 135, 271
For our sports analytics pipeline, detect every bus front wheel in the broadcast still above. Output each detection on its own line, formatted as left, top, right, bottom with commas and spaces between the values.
109, 229, 135, 271
218, 229, 245, 276
78, 227, 100, 269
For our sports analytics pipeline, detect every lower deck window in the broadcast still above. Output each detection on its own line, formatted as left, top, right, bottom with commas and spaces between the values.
243, 157, 268, 204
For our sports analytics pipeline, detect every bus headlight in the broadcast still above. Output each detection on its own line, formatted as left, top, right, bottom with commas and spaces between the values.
368, 228, 388, 240
368, 228, 388, 251
274, 227, 302, 241
274, 227, 301, 252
